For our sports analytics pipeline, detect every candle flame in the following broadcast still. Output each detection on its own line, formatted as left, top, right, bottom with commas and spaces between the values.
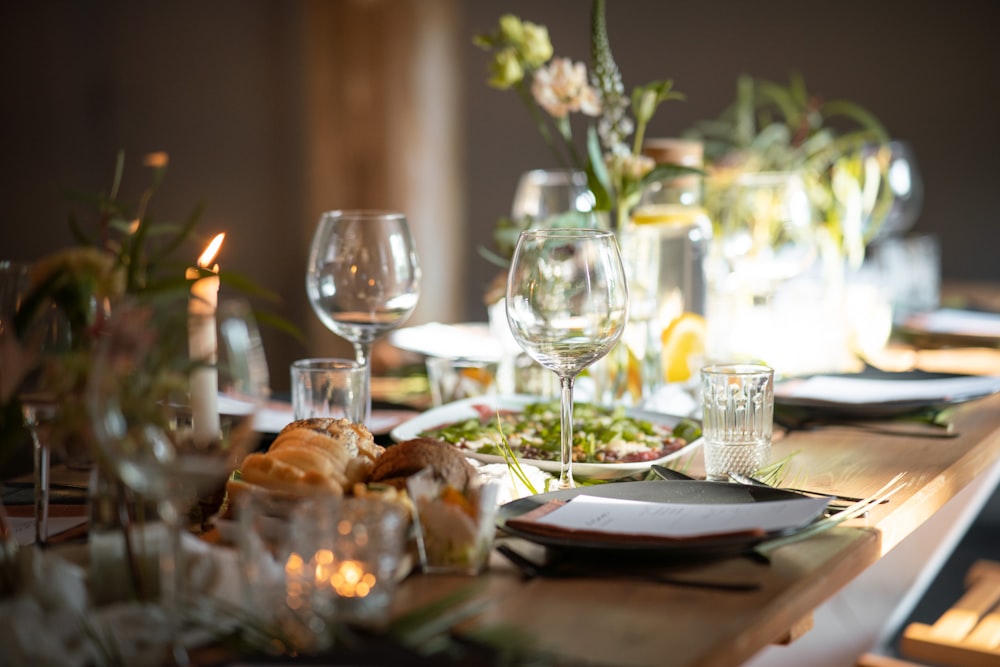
198, 233, 226, 268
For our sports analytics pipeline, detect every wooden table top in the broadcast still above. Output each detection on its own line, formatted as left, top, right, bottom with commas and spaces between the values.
5, 338, 1000, 666
385, 388, 1000, 667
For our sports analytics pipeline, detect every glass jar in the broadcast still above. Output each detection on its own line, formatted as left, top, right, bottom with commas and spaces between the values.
633, 139, 712, 324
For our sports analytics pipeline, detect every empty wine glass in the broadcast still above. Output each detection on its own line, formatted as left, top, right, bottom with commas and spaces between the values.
1, 261, 76, 546
866, 140, 924, 243
505, 229, 628, 488
88, 296, 270, 664
306, 210, 421, 425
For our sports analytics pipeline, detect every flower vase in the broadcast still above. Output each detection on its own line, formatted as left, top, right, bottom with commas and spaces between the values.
590, 225, 662, 408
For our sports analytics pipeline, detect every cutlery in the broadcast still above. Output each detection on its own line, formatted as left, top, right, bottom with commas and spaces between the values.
495, 543, 761, 592
650, 464, 696, 481
727, 472, 888, 505
650, 465, 852, 514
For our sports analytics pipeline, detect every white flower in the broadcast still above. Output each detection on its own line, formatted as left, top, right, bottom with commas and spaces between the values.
531, 58, 601, 119
605, 152, 655, 182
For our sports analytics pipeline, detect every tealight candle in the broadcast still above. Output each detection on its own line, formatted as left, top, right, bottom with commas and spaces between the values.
187, 233, 225, 444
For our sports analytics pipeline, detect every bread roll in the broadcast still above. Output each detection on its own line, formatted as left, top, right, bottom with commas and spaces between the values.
278, 417, 383, 461
368, 437, 476, 490
239, 452, 344, 497
230, 417, 385, 502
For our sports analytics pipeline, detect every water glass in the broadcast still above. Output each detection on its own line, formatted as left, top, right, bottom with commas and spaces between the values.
290, 358, 365, 422
700, 364, 774, 481
236, 490, 324, 650
425, 356, 498, 407
868, 233, 940, 323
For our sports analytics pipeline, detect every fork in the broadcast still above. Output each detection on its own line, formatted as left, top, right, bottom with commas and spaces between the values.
753, 472, 907, 557
727, 472, 889, 505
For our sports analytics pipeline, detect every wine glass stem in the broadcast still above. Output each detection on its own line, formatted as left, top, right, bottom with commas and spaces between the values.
353, 341, 373, 426
558, 375, 576, 489
158, 496, 191, 667
33, 439, 49, 547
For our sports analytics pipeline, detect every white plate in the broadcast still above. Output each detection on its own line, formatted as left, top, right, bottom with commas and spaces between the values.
388, 322, 504, 362
390, 395, 702, 480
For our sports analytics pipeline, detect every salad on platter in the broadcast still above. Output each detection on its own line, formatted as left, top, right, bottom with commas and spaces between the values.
397, 397, 701, 478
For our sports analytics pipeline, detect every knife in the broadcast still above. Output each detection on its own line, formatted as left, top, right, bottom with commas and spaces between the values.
650, 465, 696, 481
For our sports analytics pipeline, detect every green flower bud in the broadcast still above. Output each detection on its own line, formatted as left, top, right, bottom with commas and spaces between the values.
635, 89, 657, 125
489, 48, 523, 89
498, 14, 524, 44
520, 22, 553, 67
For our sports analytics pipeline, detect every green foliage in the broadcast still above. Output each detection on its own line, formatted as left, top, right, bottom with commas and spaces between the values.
685, 74, 893, 263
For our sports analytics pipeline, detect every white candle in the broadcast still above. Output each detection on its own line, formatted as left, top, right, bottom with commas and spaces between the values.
188, 233, 225, 445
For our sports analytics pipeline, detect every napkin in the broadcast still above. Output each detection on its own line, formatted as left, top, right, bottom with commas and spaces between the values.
905, 308, 1000, 338
774, 374, 1000, 405
0, 527, 245, 667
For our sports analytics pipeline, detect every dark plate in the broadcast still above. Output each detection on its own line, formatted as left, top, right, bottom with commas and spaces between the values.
773, 368, 1000, 419
496, 480, 808, 556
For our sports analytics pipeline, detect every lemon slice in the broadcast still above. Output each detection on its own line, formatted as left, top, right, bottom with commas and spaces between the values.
660, 313, 707, 383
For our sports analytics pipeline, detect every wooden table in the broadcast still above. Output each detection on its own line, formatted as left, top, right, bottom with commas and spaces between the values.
385, 389, 1000, 667
4, 352, 999, 666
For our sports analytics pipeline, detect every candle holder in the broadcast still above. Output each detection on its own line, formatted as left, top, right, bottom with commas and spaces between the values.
408, 470, 500, 575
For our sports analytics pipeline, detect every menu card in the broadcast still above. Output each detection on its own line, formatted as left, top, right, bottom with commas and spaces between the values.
505, 494, 829, 544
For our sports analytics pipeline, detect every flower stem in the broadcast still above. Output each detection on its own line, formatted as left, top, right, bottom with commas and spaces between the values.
516, 83, 571, 169
556, 116, 589, 173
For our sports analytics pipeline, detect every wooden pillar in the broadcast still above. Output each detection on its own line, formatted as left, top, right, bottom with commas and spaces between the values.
300, 0, 463, 358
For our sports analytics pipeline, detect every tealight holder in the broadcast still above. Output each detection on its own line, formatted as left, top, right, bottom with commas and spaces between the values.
287, 496, 409, 631
408, 470, 500, 575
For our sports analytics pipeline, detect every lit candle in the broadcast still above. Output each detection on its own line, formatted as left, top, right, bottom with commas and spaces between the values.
187, 233, 225, 445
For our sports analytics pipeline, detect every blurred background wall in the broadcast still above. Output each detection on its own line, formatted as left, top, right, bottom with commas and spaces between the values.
2, 0, 997, 390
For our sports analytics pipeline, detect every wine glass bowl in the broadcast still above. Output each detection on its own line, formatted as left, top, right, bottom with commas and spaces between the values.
90, 298, 268, 501
866, 140, 924, 242
306, 210, 421, 423
505, 229, 628, 488
87, 296, 269, 662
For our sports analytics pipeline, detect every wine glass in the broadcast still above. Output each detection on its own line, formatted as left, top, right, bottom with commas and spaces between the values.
1, 260, 76, 546
505, 229, 628, 489
88, 296, 270, 664
866, 140, 924, 243
511, 169, 596, 224
306, 210, 421, 425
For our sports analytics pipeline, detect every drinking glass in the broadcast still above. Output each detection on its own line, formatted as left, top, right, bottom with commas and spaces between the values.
511, 169, 596, 225
1, 261, 76, 546
700, 363, 774, 481
19, 308, 71, 547
505, 229, 628, 488
866, 140, 924, 243
88, 296, 270, 665
306, 210, 421, 425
